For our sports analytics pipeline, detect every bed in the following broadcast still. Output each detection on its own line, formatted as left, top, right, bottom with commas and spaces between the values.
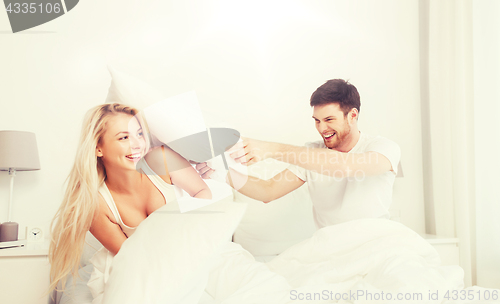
49, 159, 314, 304
49, 160, 499, 304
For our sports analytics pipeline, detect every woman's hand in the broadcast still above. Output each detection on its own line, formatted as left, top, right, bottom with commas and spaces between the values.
189, 160, 215, 179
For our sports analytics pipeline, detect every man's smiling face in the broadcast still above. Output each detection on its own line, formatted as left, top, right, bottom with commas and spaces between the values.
313, 103, 354, 150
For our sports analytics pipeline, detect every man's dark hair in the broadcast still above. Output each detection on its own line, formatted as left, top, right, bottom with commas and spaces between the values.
310, 79, 360, 117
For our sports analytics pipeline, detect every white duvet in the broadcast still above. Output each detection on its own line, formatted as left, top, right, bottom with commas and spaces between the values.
88, 201, 499, 304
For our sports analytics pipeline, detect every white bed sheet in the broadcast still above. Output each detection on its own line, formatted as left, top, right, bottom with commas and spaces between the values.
54, 218, 499, 304
53, 253, 278, 304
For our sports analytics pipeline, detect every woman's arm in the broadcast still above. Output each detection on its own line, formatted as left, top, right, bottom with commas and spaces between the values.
145, 146, 212, 199
89, 195, 128, 256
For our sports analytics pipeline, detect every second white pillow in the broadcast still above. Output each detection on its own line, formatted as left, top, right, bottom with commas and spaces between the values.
101, 199, 247, 304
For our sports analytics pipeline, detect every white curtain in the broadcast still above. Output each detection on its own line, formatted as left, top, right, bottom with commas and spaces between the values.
472, 0, 500, 289
419, 0, 474, 286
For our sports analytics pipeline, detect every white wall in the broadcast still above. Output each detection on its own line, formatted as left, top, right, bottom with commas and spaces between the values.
0, 0, 425, 239
473, 0, 500, 288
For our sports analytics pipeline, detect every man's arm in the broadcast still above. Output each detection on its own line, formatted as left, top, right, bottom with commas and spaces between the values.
226, 168, 305, 203
229, 138, 396, 179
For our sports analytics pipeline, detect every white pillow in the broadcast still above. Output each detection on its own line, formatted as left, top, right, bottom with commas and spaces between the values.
105, 67, 215, 164
80, 177, 233, 267
101, 199, 247, 304
232, 159, 317, 256
105, 66, 164, 110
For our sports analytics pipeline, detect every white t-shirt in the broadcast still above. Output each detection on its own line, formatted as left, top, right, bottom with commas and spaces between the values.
287, 131, 401, 229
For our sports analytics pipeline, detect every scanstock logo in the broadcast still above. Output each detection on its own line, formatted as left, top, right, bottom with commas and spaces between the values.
4, 0, 79, 33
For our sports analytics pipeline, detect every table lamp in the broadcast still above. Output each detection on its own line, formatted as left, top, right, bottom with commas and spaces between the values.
0, 131, 40, 245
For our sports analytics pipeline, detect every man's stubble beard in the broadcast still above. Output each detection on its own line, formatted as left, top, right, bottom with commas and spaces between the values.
327, 120, 351, 150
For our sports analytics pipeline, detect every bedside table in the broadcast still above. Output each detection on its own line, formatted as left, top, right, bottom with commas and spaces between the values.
0, 239, 50, 304
420, 234, 460, 266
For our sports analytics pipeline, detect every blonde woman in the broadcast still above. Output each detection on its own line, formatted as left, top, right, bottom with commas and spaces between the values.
48, 103, 211, 293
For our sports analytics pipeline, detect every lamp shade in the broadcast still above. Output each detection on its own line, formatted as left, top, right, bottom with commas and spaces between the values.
0, 131, 41, 171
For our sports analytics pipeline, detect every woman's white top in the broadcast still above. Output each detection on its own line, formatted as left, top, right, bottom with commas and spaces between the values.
98, 158, 178, 237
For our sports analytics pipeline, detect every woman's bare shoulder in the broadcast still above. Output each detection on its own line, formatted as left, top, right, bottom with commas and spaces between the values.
93, 192, 116, 224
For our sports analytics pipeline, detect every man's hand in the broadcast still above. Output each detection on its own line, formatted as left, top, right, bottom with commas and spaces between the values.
228, 137, 276, 166
189, 160, 215, 179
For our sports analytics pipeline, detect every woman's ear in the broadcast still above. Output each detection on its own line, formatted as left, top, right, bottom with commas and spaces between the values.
96, 146, 103, 157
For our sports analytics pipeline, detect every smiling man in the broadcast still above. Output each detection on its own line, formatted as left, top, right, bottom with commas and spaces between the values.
198, 79, 401, 229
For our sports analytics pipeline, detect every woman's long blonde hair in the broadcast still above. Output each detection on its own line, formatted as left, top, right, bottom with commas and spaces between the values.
48, 103, 149, 292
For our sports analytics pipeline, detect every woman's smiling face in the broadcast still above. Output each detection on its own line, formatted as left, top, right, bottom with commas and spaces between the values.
96, 113, 146, 171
